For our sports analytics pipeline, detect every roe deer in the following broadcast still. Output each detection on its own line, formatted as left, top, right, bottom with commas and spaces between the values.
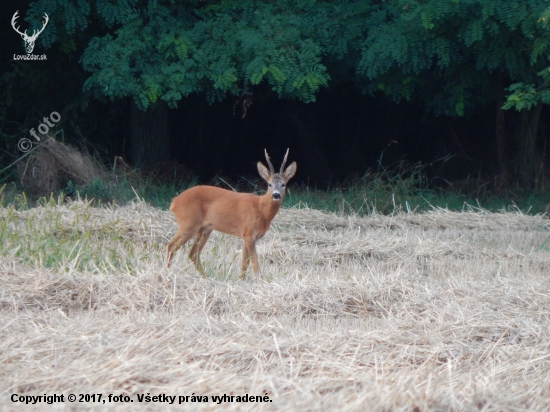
166, 149, 297, 279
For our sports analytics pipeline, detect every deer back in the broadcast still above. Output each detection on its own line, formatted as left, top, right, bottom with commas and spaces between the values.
169, 186, 278, 239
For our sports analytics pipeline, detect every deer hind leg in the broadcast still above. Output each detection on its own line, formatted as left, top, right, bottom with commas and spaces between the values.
166, 228, 196, 267
188, 228, 212, 277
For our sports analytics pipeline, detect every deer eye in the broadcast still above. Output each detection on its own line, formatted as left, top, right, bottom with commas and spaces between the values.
268, 183, 272, 187
281, 183, 286, 187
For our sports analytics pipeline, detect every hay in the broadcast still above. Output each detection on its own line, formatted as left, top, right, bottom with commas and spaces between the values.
1, 203, 549, 410
18, 136, 107, 197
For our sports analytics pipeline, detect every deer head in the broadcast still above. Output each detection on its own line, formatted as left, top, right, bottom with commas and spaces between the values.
258, 149, 297, 202
12, 11, 49, 54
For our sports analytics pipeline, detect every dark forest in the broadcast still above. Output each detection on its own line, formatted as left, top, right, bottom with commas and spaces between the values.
1, 0, 549, 193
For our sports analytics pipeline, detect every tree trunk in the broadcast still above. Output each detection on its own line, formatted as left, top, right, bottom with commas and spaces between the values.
287, 101, 331, 182
516, 101, 543, 188
130, 101, 170, 168
495, 75, 508, 181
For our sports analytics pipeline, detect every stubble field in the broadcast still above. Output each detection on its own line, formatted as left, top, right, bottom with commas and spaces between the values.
1, 200, 549, 411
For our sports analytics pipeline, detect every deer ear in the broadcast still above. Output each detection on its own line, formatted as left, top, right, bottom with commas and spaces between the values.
257, 162, 271, 181
283, 162, 297, 180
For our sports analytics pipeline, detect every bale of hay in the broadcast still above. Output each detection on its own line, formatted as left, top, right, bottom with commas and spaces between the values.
18, 136, 107, 197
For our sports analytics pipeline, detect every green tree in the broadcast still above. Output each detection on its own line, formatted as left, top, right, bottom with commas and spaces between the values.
352, 0, 550, 186
28, 0, 339, 165
22, 0, 550, 184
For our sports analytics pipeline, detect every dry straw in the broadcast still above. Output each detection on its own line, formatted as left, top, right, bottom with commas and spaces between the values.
1, 201, 549, 410
18, 136, 106, 197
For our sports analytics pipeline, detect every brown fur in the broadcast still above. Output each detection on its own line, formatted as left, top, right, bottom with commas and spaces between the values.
166, 150, 296, 279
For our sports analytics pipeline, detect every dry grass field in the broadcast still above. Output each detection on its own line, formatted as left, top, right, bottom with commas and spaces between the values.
1, 200, 550, 411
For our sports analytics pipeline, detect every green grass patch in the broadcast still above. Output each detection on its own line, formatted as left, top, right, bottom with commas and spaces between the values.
0, 197, 160, 273
1, 163, 549, 216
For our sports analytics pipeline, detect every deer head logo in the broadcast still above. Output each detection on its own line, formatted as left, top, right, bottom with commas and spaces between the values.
11, 11, 49, 54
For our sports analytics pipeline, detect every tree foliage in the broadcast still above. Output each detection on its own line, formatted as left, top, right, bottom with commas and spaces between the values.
26, 0, 550, 113
8, 0, 548, 186
353, 0, 550, 116
29, 0, 345, 109
503, 7, 550, 111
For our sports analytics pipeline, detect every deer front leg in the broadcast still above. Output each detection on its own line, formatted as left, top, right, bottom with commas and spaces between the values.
240, 240, 251, 280
245, 238, 260, 275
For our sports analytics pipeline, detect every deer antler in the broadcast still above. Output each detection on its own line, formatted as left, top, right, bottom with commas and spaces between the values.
279, 148, 289, 174
264, 149, 275, 175
11, 11, 49, 39
11, 11, 49, 54
31, 13, 49, 39
11, 11, 25, 37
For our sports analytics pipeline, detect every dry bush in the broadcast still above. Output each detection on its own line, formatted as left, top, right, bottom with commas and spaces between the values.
18, 136, 107, 197
1, 203, 549, 411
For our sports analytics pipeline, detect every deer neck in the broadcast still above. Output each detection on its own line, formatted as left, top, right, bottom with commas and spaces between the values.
259, 192, 282, 222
